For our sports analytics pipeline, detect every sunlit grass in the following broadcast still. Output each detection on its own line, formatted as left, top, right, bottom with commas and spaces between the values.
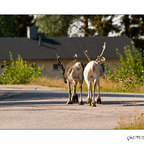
28, 77, 144, 93
28, 77, 67, 90
116, 108, 144, 129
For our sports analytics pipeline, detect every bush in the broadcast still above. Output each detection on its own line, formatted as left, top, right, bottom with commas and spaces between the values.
0, 52, 43, 84
107, 46, 144, 87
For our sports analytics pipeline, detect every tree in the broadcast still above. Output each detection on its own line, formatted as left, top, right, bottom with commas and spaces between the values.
0, 15, 15, 37
68, 15, 119, 37
36, 15, 76, 37
83, 15, 89, 36
13, 15, 34, 37
36, 15, 119, 37
120, 15, 144, 51
0, 15, 34, 37
88, 15, 120, 36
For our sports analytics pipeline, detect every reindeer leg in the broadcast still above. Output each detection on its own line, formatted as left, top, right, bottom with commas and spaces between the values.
96, 80, 101, 104
72, 82, 78, 103
91, 79, 96, 107
79, 82, 84, 105
90, 82, 92, 104
86, 81, 92, 106
67, 82, 73, 104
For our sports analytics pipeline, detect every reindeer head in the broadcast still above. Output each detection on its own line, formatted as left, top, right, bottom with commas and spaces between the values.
95, 42, 106, 64
56, 55, 67, 83
84, 42, 106, 64
84, 42, 106, 75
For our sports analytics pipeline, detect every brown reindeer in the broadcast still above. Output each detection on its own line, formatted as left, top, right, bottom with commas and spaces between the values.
57, 54, 84, 105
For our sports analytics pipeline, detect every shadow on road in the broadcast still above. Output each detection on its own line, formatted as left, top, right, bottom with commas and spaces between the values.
0, 101, 67, 107
102, 101, 144, 106
0, 91, 144, 107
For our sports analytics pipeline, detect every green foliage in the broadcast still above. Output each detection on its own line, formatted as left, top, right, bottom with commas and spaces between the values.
0, 15, 34, 37
89, 15, 120, 36
107, 46, 144, 87
36, 15, 76, 37
35, 15, 120, 37
0, 52, 42, 84
121, 15, 144, 50
0, 15, 15, 37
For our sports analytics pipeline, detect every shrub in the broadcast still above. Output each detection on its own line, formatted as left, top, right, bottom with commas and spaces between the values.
0, 52, 43, 84
107, 46, 144, 87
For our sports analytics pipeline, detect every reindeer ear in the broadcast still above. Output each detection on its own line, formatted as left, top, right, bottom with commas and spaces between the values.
74, 54, 77, 60
101, 57, 105, 62
56, 55, 65, 72
98, 57, 105, 64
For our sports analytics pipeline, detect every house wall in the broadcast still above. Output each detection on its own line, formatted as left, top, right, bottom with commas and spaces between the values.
0, 59, 65, 78
0, 58, 120, 78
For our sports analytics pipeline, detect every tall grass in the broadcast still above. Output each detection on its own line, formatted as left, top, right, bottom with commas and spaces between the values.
116, 108, 144, 129
28, 77, 144, 93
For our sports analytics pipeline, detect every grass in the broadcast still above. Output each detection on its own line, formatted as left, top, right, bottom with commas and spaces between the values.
28, 77, 67, 90
28, 77, 144, 93
116, 108, 144, 129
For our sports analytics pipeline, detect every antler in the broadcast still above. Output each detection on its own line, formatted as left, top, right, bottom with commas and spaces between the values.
56, 55, 65, 72
96, 42, 106, 62
84, 50, 91, 62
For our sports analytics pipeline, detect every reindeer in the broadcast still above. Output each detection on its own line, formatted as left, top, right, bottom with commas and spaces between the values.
56, 54, 84, 105
83, 42, 106, 107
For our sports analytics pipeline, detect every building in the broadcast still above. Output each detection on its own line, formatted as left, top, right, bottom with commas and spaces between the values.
0, 27, 132, 78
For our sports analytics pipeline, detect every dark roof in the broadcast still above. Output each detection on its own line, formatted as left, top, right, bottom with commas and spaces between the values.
0, 36, 132, 60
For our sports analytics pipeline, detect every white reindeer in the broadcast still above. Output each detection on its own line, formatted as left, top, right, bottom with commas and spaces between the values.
57, 54, 84, 105
84, 42, 106, 107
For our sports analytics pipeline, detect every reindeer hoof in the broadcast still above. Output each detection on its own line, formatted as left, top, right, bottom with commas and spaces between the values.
66, 101, 73, 104
97, 98, 101, 104
79, 101, 84, 105
91, 103, 96, 107
72, 94, 78, 103
87, 98, 92, 105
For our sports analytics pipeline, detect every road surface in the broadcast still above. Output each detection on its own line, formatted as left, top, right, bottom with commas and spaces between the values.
0, 88, 144, 129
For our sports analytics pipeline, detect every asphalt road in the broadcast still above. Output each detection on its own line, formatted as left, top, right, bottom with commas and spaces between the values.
0, 89, 144, 129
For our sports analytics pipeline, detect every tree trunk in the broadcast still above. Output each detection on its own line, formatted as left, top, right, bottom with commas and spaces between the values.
123, 15, 130, 37
83, 16, 89, 37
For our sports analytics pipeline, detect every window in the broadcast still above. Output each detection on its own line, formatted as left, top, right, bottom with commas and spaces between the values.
53, 64, 59, 70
